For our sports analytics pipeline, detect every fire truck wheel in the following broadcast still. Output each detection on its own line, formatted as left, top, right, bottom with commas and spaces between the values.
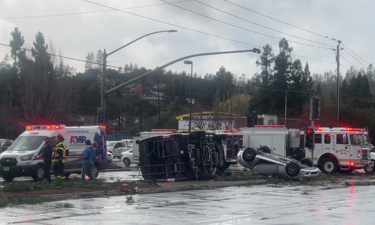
300, 158, 313, 167
364, 162, 375, 173
285, 162, 301, 178
243, 148, 257, 162
259, 146, 271, 153
320, 157, 338, 174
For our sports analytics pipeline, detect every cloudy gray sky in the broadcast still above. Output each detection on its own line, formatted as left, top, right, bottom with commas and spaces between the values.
0, 0, 373, 79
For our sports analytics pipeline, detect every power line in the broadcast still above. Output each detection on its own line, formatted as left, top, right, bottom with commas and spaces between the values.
0, 43, 120, 69
339, 63, 349, 70
340, 45, 368, 68
193, 0, 334, 48
341, 43, 370, 66
161, 0, 331, 50
340, 54, 361, 70
0, 0, 194, 20
223, 0, 337, 42
82, 0, 336, 65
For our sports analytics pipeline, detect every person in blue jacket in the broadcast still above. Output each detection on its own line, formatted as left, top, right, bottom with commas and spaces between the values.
81, 139, 97, 181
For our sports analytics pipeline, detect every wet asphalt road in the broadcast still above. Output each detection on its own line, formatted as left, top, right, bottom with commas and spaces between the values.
1, 184, 375, 224
0, 159, 141, 184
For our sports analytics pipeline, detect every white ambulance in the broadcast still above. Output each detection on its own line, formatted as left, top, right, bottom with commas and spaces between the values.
0, 125, 108, 182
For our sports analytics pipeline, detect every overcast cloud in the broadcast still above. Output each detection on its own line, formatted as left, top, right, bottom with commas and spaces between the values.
0, 0, 373, 79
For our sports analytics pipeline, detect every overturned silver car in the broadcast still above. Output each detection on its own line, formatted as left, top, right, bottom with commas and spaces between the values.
238, 147, 319, 181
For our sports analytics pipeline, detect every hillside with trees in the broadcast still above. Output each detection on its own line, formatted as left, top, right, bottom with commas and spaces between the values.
1, 28, 375, 142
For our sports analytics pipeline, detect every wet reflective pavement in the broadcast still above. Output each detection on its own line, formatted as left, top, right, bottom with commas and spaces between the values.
1, 184, 374, 224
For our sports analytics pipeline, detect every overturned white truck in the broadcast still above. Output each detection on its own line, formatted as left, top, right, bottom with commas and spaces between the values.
237, 126, 373, 175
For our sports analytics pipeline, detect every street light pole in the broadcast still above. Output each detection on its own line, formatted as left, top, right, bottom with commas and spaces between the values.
184, 60, 193, 132
100, 30, 177, 125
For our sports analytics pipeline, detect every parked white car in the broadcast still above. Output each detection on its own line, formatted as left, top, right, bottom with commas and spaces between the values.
107, 152, 113, 164
107, 141, 129, 158
121, 150, 139, 166
121, 139, 133, 149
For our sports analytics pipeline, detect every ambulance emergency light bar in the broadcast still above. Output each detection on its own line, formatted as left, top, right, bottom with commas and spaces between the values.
26, 125, 108, 130
26, 125, 66, 130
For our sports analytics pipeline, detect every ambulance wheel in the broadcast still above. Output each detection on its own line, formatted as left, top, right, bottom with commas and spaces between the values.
91, 164, 100, 178
364, 162, 374, 173
2, 175, 15, 182
259, 146, 271, 154
285, 162, 301, 178
242, 148, 257, 163
319, 157, 338, 175
300, 158, 313, 167
32, 165, 45, 181
123, 158, 131, 166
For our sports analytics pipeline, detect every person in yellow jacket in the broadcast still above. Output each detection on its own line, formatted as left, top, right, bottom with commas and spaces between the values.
53, 133, 68, 179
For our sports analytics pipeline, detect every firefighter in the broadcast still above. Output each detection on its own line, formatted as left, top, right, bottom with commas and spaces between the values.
53, 133, 68, 179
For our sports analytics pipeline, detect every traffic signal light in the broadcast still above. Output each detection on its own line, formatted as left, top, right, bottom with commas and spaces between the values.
97, 111, 103, 124
247, 115, 254, 127
310, 97, 320, 120
305, 126, 315, 150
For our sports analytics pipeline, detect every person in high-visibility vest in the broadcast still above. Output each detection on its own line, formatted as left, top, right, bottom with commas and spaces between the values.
53, 133, 68, 179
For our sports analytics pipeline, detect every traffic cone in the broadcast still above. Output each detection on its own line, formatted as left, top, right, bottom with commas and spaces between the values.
85, 174, 89, 182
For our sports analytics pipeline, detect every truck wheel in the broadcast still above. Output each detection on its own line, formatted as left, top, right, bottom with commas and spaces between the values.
300, 158, 313, 167
242, 148, 257, 162
2, 175, 15, 182
91, 164, 100, 178
285, 162, 301, 178
319, 157, 338, 175
259, 146, 271, 153
32, 165, 45, 181
364, 161, 374, 174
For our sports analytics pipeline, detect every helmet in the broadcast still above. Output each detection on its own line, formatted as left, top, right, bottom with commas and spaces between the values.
56, 133, 64, 140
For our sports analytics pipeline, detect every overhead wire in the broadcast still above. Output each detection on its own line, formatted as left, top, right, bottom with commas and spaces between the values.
193, 0, 335, 47
82, 0, 336, 65
0, 0, 194, 20
341, 43, 370, 66
0, 43, 121, 69
340, 54, 361, 70
223, 0, 337, 42
341, 46, 368, 68
161, 0, 331, 50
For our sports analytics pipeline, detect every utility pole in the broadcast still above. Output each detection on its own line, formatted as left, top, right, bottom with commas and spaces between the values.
284, 91, 287, 126
101, 49, 107, 124
336, 40, 341, 127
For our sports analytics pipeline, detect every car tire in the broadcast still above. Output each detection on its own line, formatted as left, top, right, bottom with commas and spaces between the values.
285, 162, 301, 178
242, 148, 257, 162
3, 175, 15, 182
364, 161, 374, 174
259, 146, 271, 153
300, 158, 313, 167
339, 168, 354, 174
123, 158, 131, 166
319, 157, 338, 175
91, 164, 100, 178
32, 165, 45, 181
